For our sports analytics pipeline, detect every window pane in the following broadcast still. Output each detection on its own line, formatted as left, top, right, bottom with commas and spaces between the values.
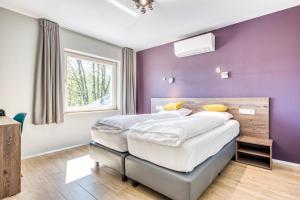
66, 54, 115, 112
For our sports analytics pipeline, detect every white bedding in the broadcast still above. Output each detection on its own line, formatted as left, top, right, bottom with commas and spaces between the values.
129, 115, 227, 147
128, 120, 240, 172
96, 112, 186, 130
91, 112, 188, 152
91, 126, 128, 152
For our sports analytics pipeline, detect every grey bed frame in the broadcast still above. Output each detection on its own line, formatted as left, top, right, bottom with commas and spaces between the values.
125, 138, 236, 200
88, 97, 269, 199
90, 135, 236, 199
89, 142, 129, 181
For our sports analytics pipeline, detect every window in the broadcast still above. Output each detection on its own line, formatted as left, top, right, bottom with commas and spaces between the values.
65, 51, 117, 113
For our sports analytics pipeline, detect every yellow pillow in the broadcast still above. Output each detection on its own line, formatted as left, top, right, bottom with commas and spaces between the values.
163, 102, 183, 111
203, 104, 228, 112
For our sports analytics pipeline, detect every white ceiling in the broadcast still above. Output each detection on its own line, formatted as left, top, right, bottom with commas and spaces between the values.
1, 0, 300, 51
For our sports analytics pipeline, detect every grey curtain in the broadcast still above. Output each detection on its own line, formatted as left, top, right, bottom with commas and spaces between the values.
33, 19, 64, 125
122, 47, 136, 114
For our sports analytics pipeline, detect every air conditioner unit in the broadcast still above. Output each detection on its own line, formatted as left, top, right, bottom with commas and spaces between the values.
174, 33, 215, 57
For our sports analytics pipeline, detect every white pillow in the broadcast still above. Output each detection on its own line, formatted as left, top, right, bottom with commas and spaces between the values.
192, 111, 233, 120
159, 108, 192, 116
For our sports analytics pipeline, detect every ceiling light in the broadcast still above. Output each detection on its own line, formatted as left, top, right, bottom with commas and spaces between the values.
133, 0, 154, 14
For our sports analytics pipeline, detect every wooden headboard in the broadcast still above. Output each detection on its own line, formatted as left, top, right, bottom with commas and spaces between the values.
151, 97, 270, 139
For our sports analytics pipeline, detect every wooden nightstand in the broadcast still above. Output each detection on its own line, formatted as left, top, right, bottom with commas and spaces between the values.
236, 136, 273, 170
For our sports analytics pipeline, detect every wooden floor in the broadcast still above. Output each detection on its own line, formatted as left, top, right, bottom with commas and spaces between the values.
6, 145, 300, 200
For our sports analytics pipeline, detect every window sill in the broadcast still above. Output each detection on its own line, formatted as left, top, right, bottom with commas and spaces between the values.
64, 109, 121, 116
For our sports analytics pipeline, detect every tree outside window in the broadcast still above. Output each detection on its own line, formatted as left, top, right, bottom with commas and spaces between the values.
65, 52, 117, 112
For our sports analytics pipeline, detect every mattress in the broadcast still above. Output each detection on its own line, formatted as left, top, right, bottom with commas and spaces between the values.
127, 120, 239, 172
91, 127, 128, 152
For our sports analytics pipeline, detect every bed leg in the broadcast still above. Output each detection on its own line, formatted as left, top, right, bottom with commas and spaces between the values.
95, 161, 100, 167
132, 180, 139, 187
121, 175, 128, 182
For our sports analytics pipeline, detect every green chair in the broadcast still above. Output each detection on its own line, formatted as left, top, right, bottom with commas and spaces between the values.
13, 113, 27, 134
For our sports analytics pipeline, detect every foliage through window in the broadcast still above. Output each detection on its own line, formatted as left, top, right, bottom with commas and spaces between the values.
65, 52, 117, 112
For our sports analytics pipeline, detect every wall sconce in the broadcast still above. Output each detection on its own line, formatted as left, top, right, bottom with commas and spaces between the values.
216, 66, 229, 79
162, 77, 175, 84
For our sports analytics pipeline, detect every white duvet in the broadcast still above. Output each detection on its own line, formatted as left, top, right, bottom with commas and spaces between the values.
128, 116, 227, 146
96, 112, 181, 130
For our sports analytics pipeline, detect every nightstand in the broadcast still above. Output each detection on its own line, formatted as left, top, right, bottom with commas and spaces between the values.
236, 136, 273, 170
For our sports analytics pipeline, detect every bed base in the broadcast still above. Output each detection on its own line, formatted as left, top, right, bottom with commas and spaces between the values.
131, 180, 139, 187
125, 139, 236, 200
89, 142, 129, 182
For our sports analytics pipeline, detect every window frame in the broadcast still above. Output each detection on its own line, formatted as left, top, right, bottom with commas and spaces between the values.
64, 50, 118, 114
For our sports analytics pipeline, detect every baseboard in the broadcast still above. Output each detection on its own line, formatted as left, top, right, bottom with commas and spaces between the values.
22, 143, 89, 160
273, 159, 300, 168
21, 146, 300, 168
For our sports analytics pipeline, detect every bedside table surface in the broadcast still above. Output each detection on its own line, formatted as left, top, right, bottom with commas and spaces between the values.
237, 136, 273, 146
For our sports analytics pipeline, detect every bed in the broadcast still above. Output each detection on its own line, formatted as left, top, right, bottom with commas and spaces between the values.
126, 139, 236, 200
128, 120, 240, 172
125, 97, 270, 200
89, 109, 192, 181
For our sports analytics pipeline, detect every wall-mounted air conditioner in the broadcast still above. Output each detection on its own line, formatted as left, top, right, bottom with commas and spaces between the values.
174, 33, 215, 57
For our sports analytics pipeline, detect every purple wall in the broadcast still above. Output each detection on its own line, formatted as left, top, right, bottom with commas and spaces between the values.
136, 6, 300, 164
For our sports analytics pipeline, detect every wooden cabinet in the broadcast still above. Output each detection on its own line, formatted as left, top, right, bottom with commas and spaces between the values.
236, 136, 273, 170
0, 117, 21, 199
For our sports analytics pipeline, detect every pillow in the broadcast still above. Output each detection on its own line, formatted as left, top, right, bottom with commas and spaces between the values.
159, 108, 192, 116
203, 104, 228, 112
192, 111, 233, 120
163, 102, 183, 111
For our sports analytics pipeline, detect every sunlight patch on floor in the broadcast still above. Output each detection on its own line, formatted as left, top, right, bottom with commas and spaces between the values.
65, 155, 94, 183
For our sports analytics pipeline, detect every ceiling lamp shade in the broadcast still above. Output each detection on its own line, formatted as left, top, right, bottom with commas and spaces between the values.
133, 0, 154, 14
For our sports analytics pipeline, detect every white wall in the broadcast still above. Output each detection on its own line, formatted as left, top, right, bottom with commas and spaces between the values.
0, 7, 123, 158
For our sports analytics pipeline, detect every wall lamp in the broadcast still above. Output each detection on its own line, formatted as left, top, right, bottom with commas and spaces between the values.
216, 66, 229, 79
162, 76, 175, 84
